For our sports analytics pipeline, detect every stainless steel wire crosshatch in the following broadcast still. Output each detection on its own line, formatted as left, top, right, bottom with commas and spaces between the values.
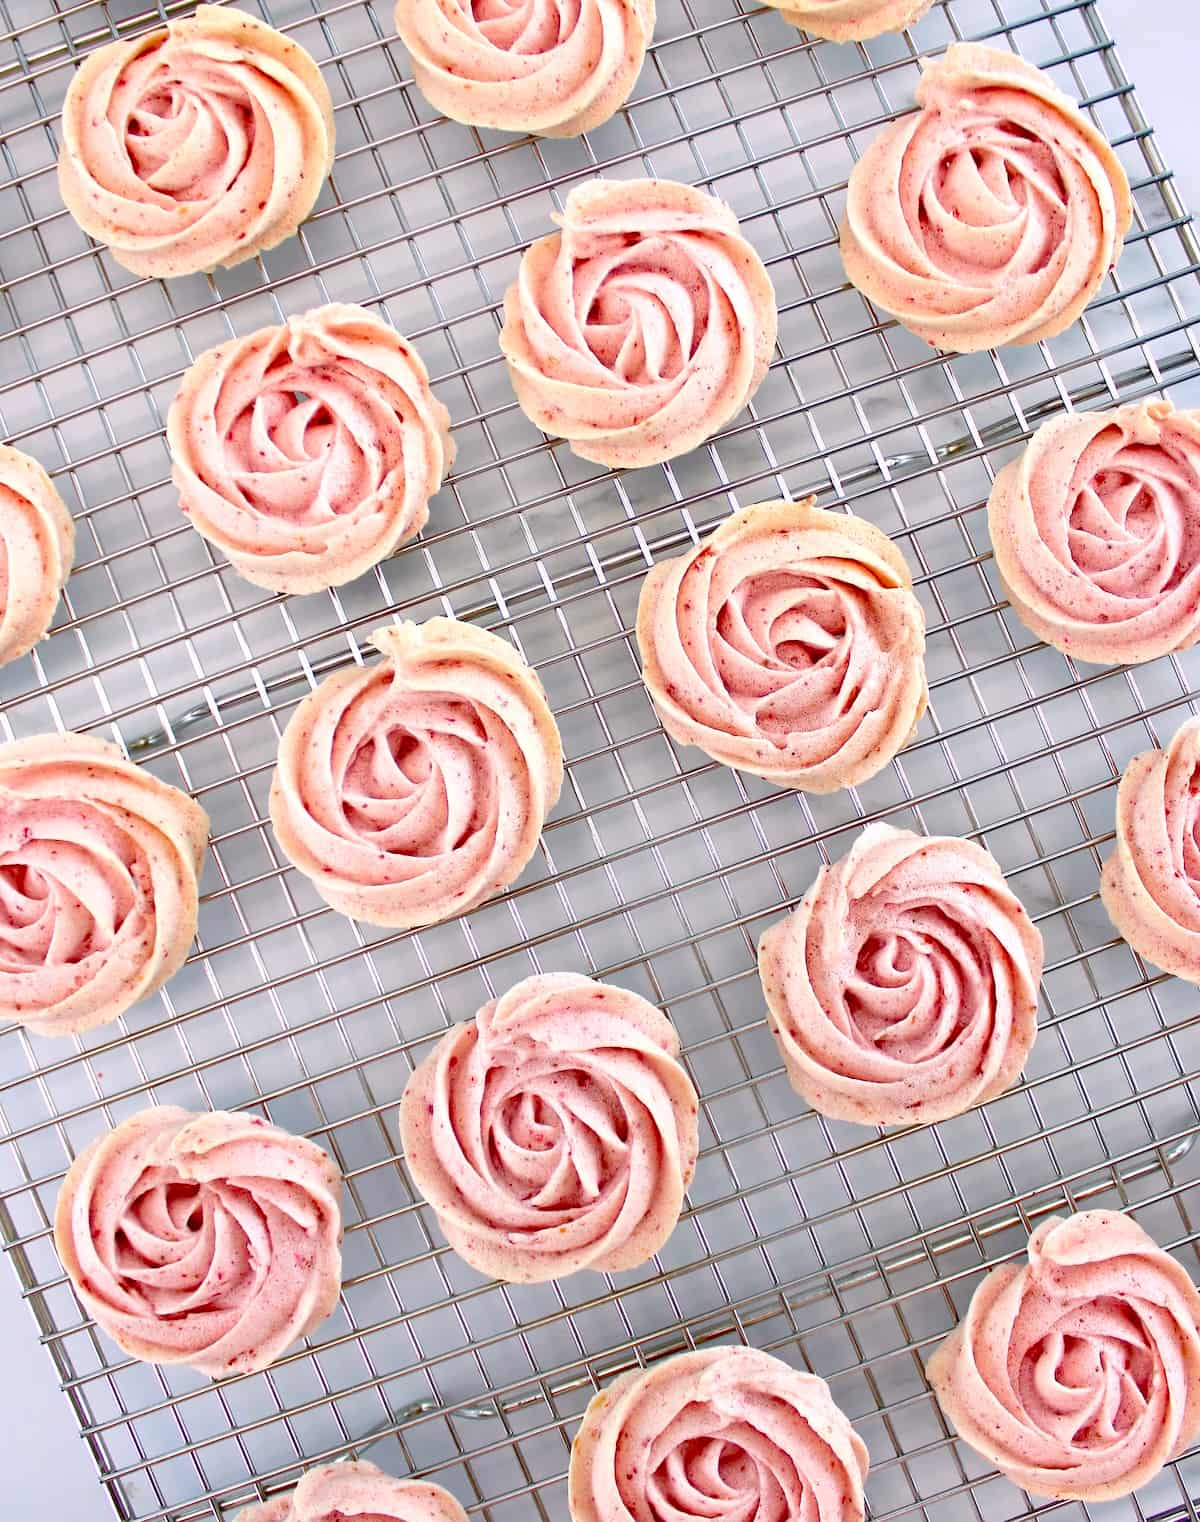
0, 0, 1199, 1518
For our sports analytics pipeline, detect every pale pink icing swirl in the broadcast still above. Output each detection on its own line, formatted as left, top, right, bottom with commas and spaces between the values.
0, 445, 75, 667
395, 0, 654, 137
1101, 715, 1200, 982
270, 619, 563, 928
765, 0, 931, 40
0, 733, 207, 1038
400, 973, 698, 1282
636, 499, 927, 793
169, 304, 453, 593
569, 1346, 869, 1522
58, 6, 334, 279
499, 179, 777, 468
54, 1105, 343, 1376
926, 1210, 1200, 1501
840, 44, 1132, 352
758, 823, 1043, 1126
988, 399, 1200, 665
235, 1461, 468, 1522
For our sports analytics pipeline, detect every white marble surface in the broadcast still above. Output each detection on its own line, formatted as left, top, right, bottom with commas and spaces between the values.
3, 0, 1194, 1514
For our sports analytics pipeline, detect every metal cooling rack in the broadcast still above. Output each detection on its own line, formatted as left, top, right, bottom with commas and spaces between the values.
1, 0, 1199, 1517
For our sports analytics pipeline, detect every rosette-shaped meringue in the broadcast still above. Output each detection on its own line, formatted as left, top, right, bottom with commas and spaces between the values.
636, 498, 927, 793
54, 1105, 343, 1376
569, 1346, 869, 1522
57, 6, 335, 279
988, 399, 1200, 665
395, 0, 654, 137
499, 179, 777, 468
840, 44, 1132, 352
1101, 716, 1200, 982
764, 0, 931, 41
270, 619, 563, 927
0, 733, 207, 1038
400, 973, 699, 1282
169, 304, 453, 593
234, 1461, 468, 1522
758, 824, 1043, 1126
0, 445, 75, 667
926, 1210, 1200, 1501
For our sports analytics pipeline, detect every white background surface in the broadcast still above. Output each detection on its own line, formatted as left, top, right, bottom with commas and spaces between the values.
2, 0, 1194, 1515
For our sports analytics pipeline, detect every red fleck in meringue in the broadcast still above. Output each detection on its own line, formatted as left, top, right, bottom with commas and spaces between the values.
169, 304, 452, 594
758, 823, 1043, 1126
765, 0, 931, 40
840, 44, 1131, 352
988, 399, 1200, 665
0, 445, 74, 667
926, 1210, 1200, 1501
636, 498, 927, 793
570, 1345, 869, 1522
400, 972, 698, 1282
1101, 715, 1200, 982
234, 1461, 468, 1522
58, 6, 335, 279
0, 733, 207, 1038
395, 0, 654, 137
270, 619, 563, 928
54, 1105, 343, 1376
499, 179, 777, 468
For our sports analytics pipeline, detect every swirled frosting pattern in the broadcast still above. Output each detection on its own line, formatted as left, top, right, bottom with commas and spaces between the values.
1101, 716, 1200, 982
0, 445, 75, 667
758, 823, 1043, 1126
54, 1105, 343, 1376
270, 619, 563, 928
235, 1461, 469, 1522
988, 399, 1200, 665
0, 733, 207, 1038
765, 0, 931, 40
569, 1345, 869, 1522
926, 1210, 1200, 1501
400, 973, 698, 1282
499, 179, 777, 468
395, 0, 653, 137
169, 304, 453, 593
840, 44, 1132, 352
636, 499, 927, 793
58, 6, 335, 279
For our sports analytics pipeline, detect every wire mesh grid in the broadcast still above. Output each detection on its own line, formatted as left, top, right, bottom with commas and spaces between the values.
1, 0, 1199, 1518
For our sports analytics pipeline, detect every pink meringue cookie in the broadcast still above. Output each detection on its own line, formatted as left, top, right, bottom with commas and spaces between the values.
499, 178, 777, 468
0, 733, 207, 1037
270, 619, 563, 928
758, 823, 1043, 1126
636, 498, 927, 793
58, 6, 335, 279
1101, 715, 1200, 982
234, 1461, 468, 1522
400, 972, 699, 1282
926, 1210, 1200, 1501
0, 444, 75, 667
765, 0, 931, 40
569, 1345, 869, 1522
54, 1105, 343, 1376
395, 0, 654, 137
840, 44, 1132, 352
988, 399, 1200, 665
169, 304, 453, 593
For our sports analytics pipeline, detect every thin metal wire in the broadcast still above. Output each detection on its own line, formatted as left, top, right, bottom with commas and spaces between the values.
0, 0, 1199, 1520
